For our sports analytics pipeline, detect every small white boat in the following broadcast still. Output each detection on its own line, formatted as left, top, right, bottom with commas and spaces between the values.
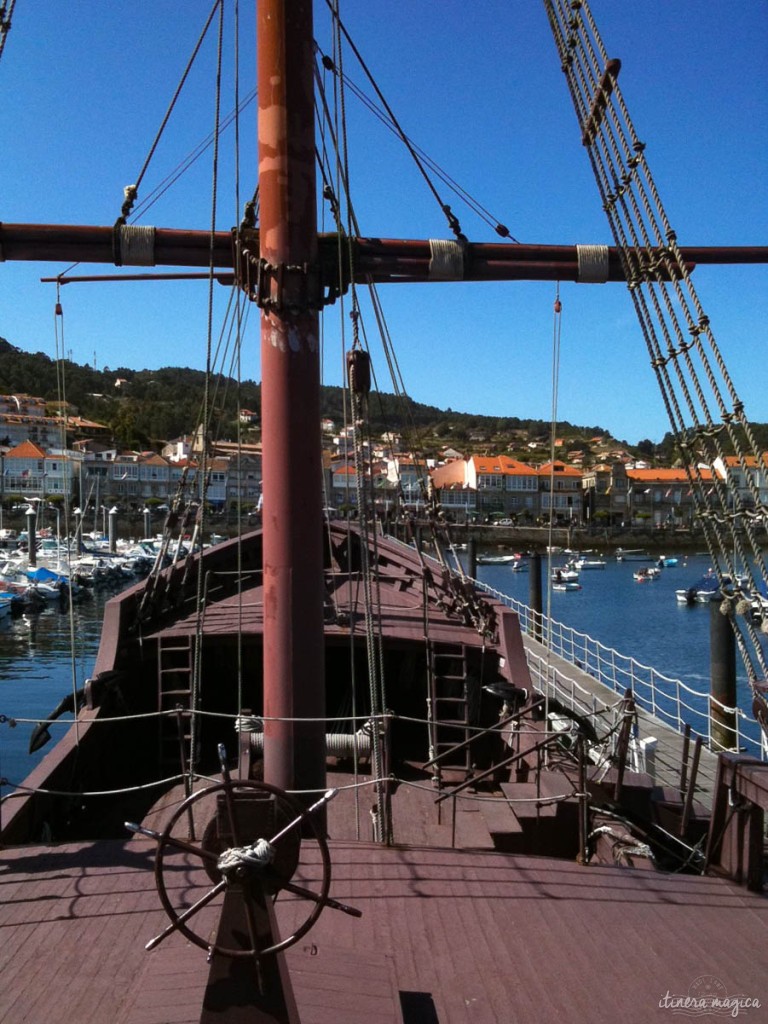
477, 554, 520, 565
572, 556, 606, 570
616, 548, 654, 562
634, 567, 661, 582
552, 580, 582, 591
552, 567, 579, 583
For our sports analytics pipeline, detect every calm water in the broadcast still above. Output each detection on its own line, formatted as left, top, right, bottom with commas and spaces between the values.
476, 553, 727, 688
0, 589, 113, 792
1, 554, 764, 792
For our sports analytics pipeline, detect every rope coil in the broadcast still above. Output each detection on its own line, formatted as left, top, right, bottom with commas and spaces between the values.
576, 243, 609, 282
117, 225, 157, 266
429, 239, 465, 280
217, 837, 275, 876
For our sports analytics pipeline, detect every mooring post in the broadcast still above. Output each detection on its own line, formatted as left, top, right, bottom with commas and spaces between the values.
108, 506, 118, 554
529, 551, 543, 642
466, 535, 477, 579
26, 506, 36, 568
710, 603, 737, 751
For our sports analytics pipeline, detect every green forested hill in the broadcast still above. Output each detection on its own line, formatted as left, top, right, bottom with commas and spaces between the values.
2, 336, 767, 456
0, 336, 607, 448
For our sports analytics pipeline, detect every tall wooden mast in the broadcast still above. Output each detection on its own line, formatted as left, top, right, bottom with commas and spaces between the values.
257, 0, 326, 796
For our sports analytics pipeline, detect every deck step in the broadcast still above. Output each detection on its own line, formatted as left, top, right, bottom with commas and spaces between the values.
499, 781, 567, 818
477, 796, 524, 845
452, 806, 498, 849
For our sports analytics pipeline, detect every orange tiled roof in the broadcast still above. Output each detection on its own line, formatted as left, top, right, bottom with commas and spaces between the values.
471, 455, 536, 475
538, 460, 581, 477
5, 439, 47, 459
720, 454, 768, 468
627, 467, 713, 483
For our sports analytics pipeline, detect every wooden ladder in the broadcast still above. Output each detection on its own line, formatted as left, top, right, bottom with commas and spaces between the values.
157, 634, 194, 773
429, 641, 472, 783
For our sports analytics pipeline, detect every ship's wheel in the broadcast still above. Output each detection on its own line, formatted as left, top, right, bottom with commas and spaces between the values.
127, 745, 359, 960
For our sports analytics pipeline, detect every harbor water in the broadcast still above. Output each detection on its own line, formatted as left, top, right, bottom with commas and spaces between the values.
0, 588, 114, 796
1, 553, 765, 796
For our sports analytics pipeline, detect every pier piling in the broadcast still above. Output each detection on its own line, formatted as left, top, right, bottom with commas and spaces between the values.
466, 536, 477, 580
529, 552, 543, 642
710, 603, 737, 751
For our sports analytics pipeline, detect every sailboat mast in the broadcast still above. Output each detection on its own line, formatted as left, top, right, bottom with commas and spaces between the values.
257, 0, 326, 796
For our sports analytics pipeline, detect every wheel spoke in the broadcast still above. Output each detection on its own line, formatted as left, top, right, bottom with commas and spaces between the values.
145, 879, 226, 951
280, 878, 362, 918
268, 788, 339, 845
127, 821, 219, 866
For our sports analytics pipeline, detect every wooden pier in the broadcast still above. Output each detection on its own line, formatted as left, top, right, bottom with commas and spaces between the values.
522, 631, 721, 810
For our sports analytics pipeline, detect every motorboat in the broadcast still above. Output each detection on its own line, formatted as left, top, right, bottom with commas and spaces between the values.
476, 553, 521, 565
634, 567, 661, 582
615, 548, 654, 562
552, 567, 579, 583
675, 571, 722, 604
572, 556, 607, 570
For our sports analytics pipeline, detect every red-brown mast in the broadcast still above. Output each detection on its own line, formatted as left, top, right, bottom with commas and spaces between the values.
257, 0, 325, 796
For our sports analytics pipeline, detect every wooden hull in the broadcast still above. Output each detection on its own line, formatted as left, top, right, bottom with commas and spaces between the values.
0, 525, 524, 843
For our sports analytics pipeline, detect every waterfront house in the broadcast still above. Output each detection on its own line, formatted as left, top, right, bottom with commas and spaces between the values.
713, 454, 768, 515
626, 467, 715, 529
3, 439, 79, 503
430, 454, 540, 519
538, 460, 583, 523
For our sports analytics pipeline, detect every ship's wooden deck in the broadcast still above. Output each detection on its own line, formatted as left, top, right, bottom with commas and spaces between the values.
2, 777, 766, 1024
142, 570, 489, 650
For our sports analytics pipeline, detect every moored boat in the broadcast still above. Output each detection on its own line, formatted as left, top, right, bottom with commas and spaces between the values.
615, 548, 654, 562
634, 566, 661, 582
552, 566, 580, 583
476, 553, 520, 565
572, 555, 607, 570
675, 571, 722, 604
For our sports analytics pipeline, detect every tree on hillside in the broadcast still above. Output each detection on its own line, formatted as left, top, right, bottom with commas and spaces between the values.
110, 401, 148, 449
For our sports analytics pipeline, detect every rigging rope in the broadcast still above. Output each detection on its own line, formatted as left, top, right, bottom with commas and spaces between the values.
315, 41, 516, 242
190, 0, 225, 783
0, 0, 16, 63
52, 290, 81, 751
545, 287, 563, 639
322, 1, 467, 244
544, 0, 768, 687
113, 0, 223, 241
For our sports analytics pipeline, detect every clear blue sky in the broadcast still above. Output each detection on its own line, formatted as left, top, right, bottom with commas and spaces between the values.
1, 1, 765, 445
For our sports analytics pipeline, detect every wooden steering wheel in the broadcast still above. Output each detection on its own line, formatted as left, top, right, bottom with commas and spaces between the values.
127, 747, 357, 959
